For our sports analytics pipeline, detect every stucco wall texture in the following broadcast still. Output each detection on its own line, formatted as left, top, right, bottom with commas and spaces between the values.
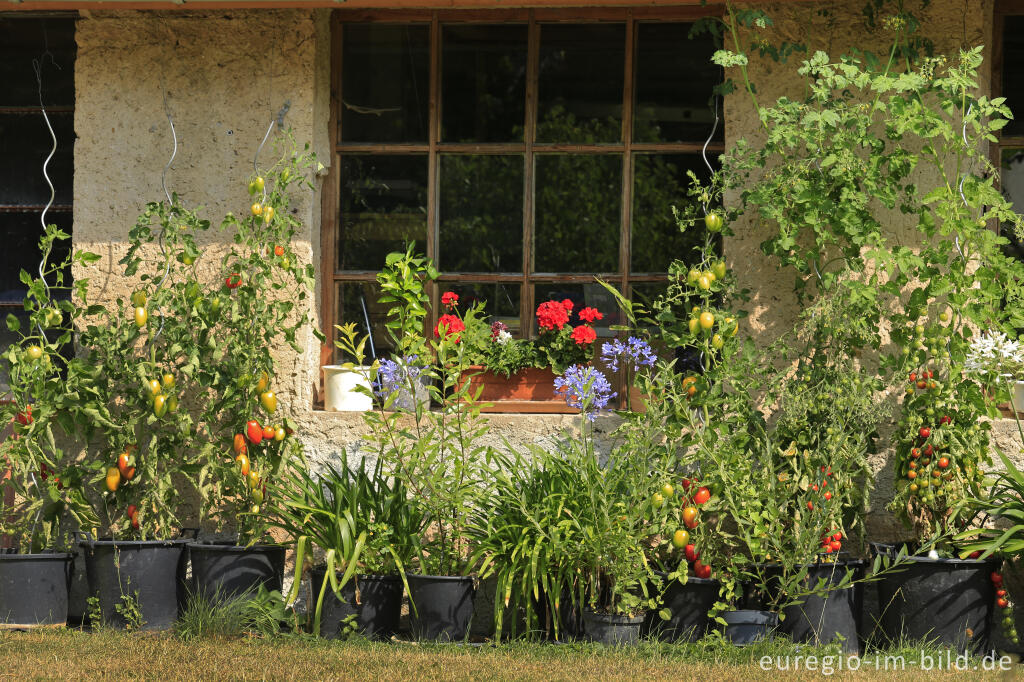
69, 1, 1024, 623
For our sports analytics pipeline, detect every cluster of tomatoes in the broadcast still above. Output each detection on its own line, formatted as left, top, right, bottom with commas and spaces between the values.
684, 307, 738, 353
105, 444, 138, 494
231, 375, 285, 514
145, 372, 179, 419
904, 421, 955, 500
819, 529, 844, 554
992, 571, 1020, 644
655, 478, 713, 579
806, 465, 835, 511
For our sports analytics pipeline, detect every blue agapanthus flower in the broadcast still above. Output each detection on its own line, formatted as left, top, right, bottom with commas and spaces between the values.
554, 364, 616, 421
373, 355, 425, 400
600, 337, 657, 373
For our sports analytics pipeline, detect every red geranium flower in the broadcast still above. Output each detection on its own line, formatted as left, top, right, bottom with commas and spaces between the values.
578, 307, 603, 323
441, 291, 459, 309
536, 300, 570, 331
562, 299, 574, 312
570, 324, 597, 345
434, 313, 465, 342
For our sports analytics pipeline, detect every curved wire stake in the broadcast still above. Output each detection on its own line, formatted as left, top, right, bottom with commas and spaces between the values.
33, 54, 59, 343
701, 93, 721, 193
149, 79, 179, 349
161, 87, 178, 207
954, 102, 974, 262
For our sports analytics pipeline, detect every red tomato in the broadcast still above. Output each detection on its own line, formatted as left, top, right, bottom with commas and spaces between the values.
696, 563, 711, 579
992, 572, 1004, 586
830, 540, 842, 552
225, 273, 243, 289
262, 425, 275, 440
233, 434, 247, 455
126, 504, 137, 518
919, 427, 931, 439
246, 420, 263, 444
938, 457, 950, 469
685, 544, 699, 563
909, 372, 917, 382
998, 589, 1008, 597
824, 492, 832, 501
939, 415, 952, 425
807, 501, 814, 510
832, 531, 843, 542
823, 545, 834, 554
923, 444, 934, 456
917, 380, 928, 389
15, 405, 33, 426
998, 598, 1010, 609
693, 487, 711, 505
911, 448, 921, 459
274, 245, 285, 257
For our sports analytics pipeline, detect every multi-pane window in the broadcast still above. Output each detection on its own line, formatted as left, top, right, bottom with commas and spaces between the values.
322, 10, 722, 366
997, 8, 1024, 260
0, 16, 76, 387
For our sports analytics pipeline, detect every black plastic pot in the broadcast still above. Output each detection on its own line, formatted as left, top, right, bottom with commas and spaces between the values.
188, 542, 285, 602
67, 551, 89, 625
871, 543, 996, 654
778, 561, 864, 654
309, 567, 403, 640
641, 573, 719, 642
530, 586, 585, 641
0, 552, 74, 627
407, 574, 475, 642
80, 537, 188, 630
722, 609, 778, 645
583, 609, 645, 645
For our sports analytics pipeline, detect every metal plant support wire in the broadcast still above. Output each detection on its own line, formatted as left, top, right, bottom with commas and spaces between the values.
954, 102, 974, 262
149, 84, 178, 349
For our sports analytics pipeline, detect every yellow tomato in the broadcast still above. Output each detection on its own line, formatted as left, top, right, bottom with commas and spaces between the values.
105, 466, 121, 492
274, 426, 286, 442
152, 395, 168, 418
251, 203, 263, 216
256, 372, 269, 393
262, 206, 275, 223
688, 318, 700, 335
235, 453, 250, 477
699, 312, 715, 330
260, 391, 277, 414
134, 307, 148, 328
161, 373, 175, 389
672, 529, 690, 549
147, 379, 162, 396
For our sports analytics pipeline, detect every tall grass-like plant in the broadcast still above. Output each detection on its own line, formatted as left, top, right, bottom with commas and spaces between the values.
265, 455, 422, 635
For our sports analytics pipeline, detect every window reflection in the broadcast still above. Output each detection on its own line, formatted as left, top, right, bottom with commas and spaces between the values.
440, 282, 521, 336
1001, 148, 1024, 260
533, 283, 621, 336
339, 155, 428, 272
632, 154, 713, 273
534, 155, 621, 272
439, 155, 523, 272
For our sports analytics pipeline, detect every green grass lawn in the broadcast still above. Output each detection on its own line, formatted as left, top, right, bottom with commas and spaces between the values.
0, 630, 1018, 681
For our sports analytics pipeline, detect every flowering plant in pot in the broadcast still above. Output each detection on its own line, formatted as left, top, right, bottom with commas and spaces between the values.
361, 324, 496, 641
267, 454, 422, 639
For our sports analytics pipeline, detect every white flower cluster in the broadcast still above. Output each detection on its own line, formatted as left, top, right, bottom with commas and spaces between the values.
965, 331, 1024, 380
496, 330, 512, 346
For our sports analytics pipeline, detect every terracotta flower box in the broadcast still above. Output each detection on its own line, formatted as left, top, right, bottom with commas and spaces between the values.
460, 366, 575, 414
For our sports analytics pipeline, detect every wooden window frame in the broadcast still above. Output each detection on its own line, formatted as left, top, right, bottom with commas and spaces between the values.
319, 7, 723, 403
992, 3, 1024, 199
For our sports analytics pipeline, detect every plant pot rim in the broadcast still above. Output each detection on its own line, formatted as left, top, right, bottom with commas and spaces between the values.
721, 609, 779, 623
406, 573, 474, 581
322, 364, 373, 371
80, 538, 189, 549
870, 542, 998, 565
582, 608, 646, 623
310, 567, 402, 582
0, 551, 75, 561
187, 542, 284, 552
653, 571, 720, 586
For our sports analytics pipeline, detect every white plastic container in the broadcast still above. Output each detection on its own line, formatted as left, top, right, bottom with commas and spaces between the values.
323, 364, 373, 412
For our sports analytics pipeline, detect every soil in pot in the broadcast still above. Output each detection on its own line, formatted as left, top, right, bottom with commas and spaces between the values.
583, 609, 645, 646
0, 552, 74, 628
188, 543, 285, 602
407, 574, 475, 642
722, 609, 779, 645
871, 543, 996, 654
309, 567, 403, 640
641, 573, 720, 643
81, 538, 188, 631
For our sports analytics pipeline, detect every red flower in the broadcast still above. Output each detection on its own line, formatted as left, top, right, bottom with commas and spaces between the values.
578, 307, 603, 323
570, 324, 597, 345
536, 300, 570, 331
562, 299, 574, 312
434, 313, 465, 342
441, 291, 459, 309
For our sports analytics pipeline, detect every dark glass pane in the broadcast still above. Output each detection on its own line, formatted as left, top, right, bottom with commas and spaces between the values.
0, 113, 74, 207
341, 25, 430, 143
441, 25, 527, 143
336, 281, 394, 363
634, 23, 721, 143
0, 212, 72, 304
537, 24, 624, 143
1001, 148, 1024, 260
439, 282, 521, 336
632, 154, 716, 273
439, 155, 523, 272
0, 18, 76, 107
531, 283, 621, 337
534, 155, 621, 272
1003, 17, 1024, 138
339, 155, 428, 272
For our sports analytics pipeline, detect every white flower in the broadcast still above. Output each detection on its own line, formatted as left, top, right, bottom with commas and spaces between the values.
965, 331, 1024, 380
496, 330, 512, 346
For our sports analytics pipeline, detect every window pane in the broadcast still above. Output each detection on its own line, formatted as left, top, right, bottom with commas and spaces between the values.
634, 23, 721, 143
336, 281, 394, 363
439, 154, 523, 272
1001, 147, 1024, 260
441, 25, 527, 143
632, 154, 713, 273
534, 155, 621, 272
439, 282, 521, 336
537, 24, 624, 143
0, 212, 72, 303
1003, 17, 1024, 138
532, 283, 621, 337
0, 113, 74, 206
342, 25, 430, 143
0, 18, 76, 107
339, 155, 428, 272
